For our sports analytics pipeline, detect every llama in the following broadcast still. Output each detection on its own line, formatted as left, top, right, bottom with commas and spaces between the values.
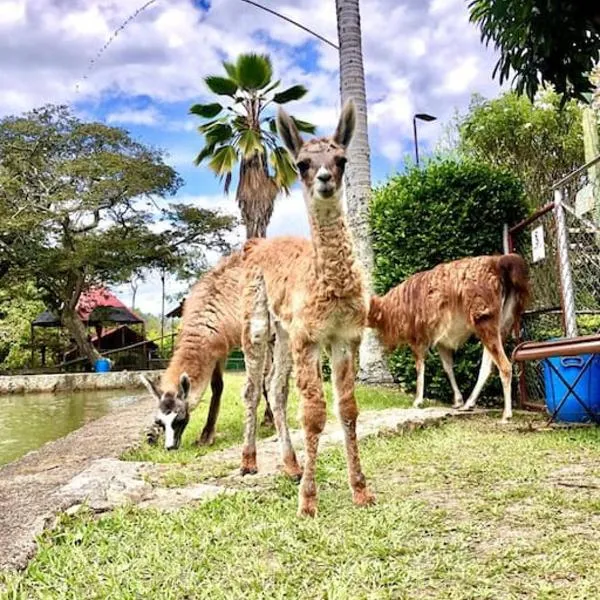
141, 251, 276, 450
238, 100, 375, 517
368, 254, 530, 422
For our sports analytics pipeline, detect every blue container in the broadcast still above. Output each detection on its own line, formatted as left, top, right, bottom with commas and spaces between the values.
543, 353, 600, 422
94, 358, 111, 373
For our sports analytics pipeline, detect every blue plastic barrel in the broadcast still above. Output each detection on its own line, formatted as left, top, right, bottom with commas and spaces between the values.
94, 358, 111, 373
543, 353, 600, 422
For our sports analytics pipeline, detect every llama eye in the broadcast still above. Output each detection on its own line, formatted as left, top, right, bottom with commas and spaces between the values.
335, 156, 347, 169
296, 160, 310, 175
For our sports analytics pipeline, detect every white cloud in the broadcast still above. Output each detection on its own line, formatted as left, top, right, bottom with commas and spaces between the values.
106, 106, 161, 125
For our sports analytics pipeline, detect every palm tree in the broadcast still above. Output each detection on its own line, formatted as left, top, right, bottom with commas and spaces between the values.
190, 53, 315, 239
336, 0, 393, 383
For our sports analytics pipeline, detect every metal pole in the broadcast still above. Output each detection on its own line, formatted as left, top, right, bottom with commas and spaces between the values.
554, 188, 578, 338
160, 269, 165, 354
413, 116, 419, 166
502, 223, 510, 254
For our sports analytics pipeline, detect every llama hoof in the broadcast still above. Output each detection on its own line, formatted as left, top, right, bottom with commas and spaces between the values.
261, 415, 275, 428
197, 431, 215, 446
452, 400, 464, 409
499, 416, 512, 425
286, 470, 303, 484
240, 466, 258, 476
353, 489, 376, 507
413, 401, 425, 409
297, 497, 317, 518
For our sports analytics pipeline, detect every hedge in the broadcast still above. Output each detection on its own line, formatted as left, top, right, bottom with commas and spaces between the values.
369, 158, 528, 403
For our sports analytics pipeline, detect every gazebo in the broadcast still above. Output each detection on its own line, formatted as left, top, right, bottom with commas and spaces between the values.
31, 287, 147, 368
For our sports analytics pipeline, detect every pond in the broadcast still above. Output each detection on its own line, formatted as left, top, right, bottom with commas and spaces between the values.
0, 389, 145, 466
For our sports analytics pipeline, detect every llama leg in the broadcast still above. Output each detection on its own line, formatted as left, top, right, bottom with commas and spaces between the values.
270, 324, 301, 480
293, 338, 326, 517
479, 332, 513, 423
438, 346, 464, 408
261, 335, 275, 427
331, 340, 375, 508
240, 270, 270, 475
461, 346, 494, 412
197, 362, 223, 446
413, 349, 426, 408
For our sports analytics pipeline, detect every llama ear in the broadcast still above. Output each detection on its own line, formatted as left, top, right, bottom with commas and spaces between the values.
179, 372, 191, 399
276, 108, 303, 158
333, 99, 356, 149
140, 375, 161, 401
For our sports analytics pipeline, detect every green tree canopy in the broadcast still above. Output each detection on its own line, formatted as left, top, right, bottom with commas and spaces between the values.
0, 104, 236, 364
190, 52, 315, 238
455, 90, 589, 208
469, 0, 600, 104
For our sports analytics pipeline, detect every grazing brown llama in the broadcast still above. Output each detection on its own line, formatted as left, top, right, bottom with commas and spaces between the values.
239, 100, 375, 517
368, 254, 530, 422
141, 252, 276, 450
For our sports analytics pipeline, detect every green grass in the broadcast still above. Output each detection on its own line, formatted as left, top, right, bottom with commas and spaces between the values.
5, 415, 600, 599
124, 372, 414, 464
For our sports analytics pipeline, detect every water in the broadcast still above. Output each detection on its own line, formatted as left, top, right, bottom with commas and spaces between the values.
0, 390, 144, 466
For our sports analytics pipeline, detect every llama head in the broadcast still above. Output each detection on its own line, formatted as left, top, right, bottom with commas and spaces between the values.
141, 373, 191, 450
277, 100, 356, 206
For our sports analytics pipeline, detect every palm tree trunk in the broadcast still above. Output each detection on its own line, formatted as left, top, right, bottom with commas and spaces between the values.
237, 155, 278, 239
336, 0, 393, 383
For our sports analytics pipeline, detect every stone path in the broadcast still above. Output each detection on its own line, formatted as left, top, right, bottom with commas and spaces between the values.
0, 395, 476, 572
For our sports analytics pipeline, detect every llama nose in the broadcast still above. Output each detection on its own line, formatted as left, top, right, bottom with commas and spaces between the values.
317, 170, 332, 183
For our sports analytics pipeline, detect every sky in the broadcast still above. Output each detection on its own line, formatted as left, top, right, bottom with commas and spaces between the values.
0, 0, 504, 315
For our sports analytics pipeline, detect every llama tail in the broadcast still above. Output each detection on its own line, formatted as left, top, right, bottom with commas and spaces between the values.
498, 253, 530, 333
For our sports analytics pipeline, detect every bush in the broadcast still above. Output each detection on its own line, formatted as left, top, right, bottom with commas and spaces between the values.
370, 158, 528, 404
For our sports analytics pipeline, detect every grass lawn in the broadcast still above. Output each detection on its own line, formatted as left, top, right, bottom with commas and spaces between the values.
4, 410, 600, 598
125, 372, 415, 464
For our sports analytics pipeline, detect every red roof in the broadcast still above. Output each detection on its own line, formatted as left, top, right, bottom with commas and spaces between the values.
76, 287, 141, 322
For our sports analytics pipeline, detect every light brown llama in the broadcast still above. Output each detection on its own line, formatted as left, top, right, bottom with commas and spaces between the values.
238, 100, 375, 517
368, 254, 530, 422
140, 251, 276, 450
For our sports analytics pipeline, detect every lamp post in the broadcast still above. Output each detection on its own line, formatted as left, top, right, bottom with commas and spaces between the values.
413, 113, 437, 166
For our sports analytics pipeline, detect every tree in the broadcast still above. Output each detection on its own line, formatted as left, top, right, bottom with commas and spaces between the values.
0, 105, 237, 365
456, 90, 589, 207
469, 0, 600, 104
336, 0, 393, 383
190, 53, 315, 239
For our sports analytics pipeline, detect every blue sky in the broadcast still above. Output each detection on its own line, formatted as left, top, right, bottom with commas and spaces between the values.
0, 0, 504, 314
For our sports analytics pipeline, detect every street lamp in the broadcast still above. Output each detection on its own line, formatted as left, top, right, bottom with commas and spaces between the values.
413, 113, 437, 166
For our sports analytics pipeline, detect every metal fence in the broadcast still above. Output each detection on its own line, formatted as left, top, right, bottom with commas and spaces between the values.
507, 155, 600, 409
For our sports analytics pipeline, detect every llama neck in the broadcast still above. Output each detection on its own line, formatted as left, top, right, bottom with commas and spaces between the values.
160, 332, 215, 410
306, 191, 362, 298
368, 287, 407, 349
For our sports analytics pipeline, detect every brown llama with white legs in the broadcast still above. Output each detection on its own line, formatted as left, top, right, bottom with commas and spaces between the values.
368, 254, 530, 422
239, 100, 375, 517
140, 252, 276, 450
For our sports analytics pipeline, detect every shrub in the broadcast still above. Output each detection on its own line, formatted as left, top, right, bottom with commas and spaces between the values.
370, 158, 528, 404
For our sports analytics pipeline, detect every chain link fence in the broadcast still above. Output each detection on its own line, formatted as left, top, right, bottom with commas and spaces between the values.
508, 156, 600, 409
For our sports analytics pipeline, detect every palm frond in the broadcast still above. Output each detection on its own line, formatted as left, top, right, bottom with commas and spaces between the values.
202, 122, 234, 145
272, 85, 308, 104
208, 145, 238, 177
291, 117, 316, 134
193, 143, 216, 166
239, 129, 264, 158
204, 75, 238, 97
223, 61, 238, 82
235, 53, 273, 90
271, 146, 298, 193
189, 103, 223, 119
